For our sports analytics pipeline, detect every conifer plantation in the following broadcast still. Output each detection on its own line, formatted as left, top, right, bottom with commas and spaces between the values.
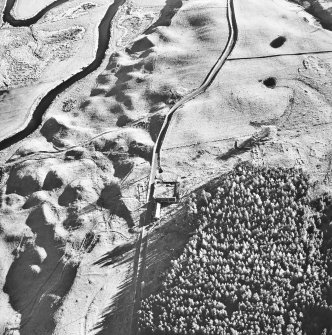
138, 165, 332, 335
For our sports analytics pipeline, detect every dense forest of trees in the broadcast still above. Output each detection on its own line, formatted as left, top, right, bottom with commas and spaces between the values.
138, 165, 332, 334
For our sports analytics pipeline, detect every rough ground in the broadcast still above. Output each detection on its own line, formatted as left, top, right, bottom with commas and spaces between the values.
0, 0, 106, 142
0, 0, 331, 334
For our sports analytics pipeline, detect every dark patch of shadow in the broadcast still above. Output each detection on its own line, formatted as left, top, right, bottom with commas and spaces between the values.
106, 142, 129, 160
90, 88, 107, 97
133, 63, 143, 71
92, 278, 133, 334
311, 193, 332, 214
302, 304, 332, 335
106, 87, 118, 97
262, 77, 277, 89
134, 206, 194, 335
123, 97, 134, 109
113, 159, 134, 179
129, 141, 153, 162
270, 36, 286, 48
0, 89, 9, 102
129, 36, 155, 54
40, 117, 69, 143
93, 241, 136, 267
6, 167, 42, 197
125, 0, 182, 56
139, 205, 149, 227
144, 0, 182, 35
92, 245, 137, 335
61, 202, 100, 236
97, 74, 110, 85
218, 140, 252, 161
62, 211, 82, 230
82, 231, 100, 253
64, 148, 88, 160
110, 103, 124, 115
141, 214, 191, 295
219, 129, 273, 162
147, 87, 180, 106
79, 99, 91, 110
105, 90, 134, 109
58, 184, 79, 207
115, 66, 135, 82
187, 12, 211, 27
98, 184, 135, 227
218, 147, 249, 161
307, 225, 314, 234
116, 200, 135, 227
146, 90, 172, 104
149, 113, 166, 142
310, 193, 332, 249
43, 171, 63, 191
249, 119, 277, 128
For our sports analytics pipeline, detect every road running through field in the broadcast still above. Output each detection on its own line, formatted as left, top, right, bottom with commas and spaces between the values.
130, 0, 239, 334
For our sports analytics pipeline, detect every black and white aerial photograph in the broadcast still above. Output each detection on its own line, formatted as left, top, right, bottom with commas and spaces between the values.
0, 0, 332, 334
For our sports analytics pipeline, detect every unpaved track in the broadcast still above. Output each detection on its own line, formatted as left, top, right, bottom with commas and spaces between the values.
146, 0, 238, 205
130, 0, 238, 334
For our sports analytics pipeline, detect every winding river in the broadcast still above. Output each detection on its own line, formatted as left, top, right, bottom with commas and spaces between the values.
3, 0, 70, 26
0, 0, 125, 151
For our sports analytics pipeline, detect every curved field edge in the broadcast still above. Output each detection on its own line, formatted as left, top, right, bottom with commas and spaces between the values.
3, 0, 70, 25
138, 164, 332, 335
0, 0, 125, 150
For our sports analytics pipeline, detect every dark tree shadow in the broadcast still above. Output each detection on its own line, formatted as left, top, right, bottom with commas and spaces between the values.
218, 145, 250, 161
93, 241, 136, 267
92, 277, 134, 335
92, 235, 141, 335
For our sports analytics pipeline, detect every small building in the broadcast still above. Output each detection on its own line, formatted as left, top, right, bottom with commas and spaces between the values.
152, 177, 180, 220
154, 180, 179, 204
